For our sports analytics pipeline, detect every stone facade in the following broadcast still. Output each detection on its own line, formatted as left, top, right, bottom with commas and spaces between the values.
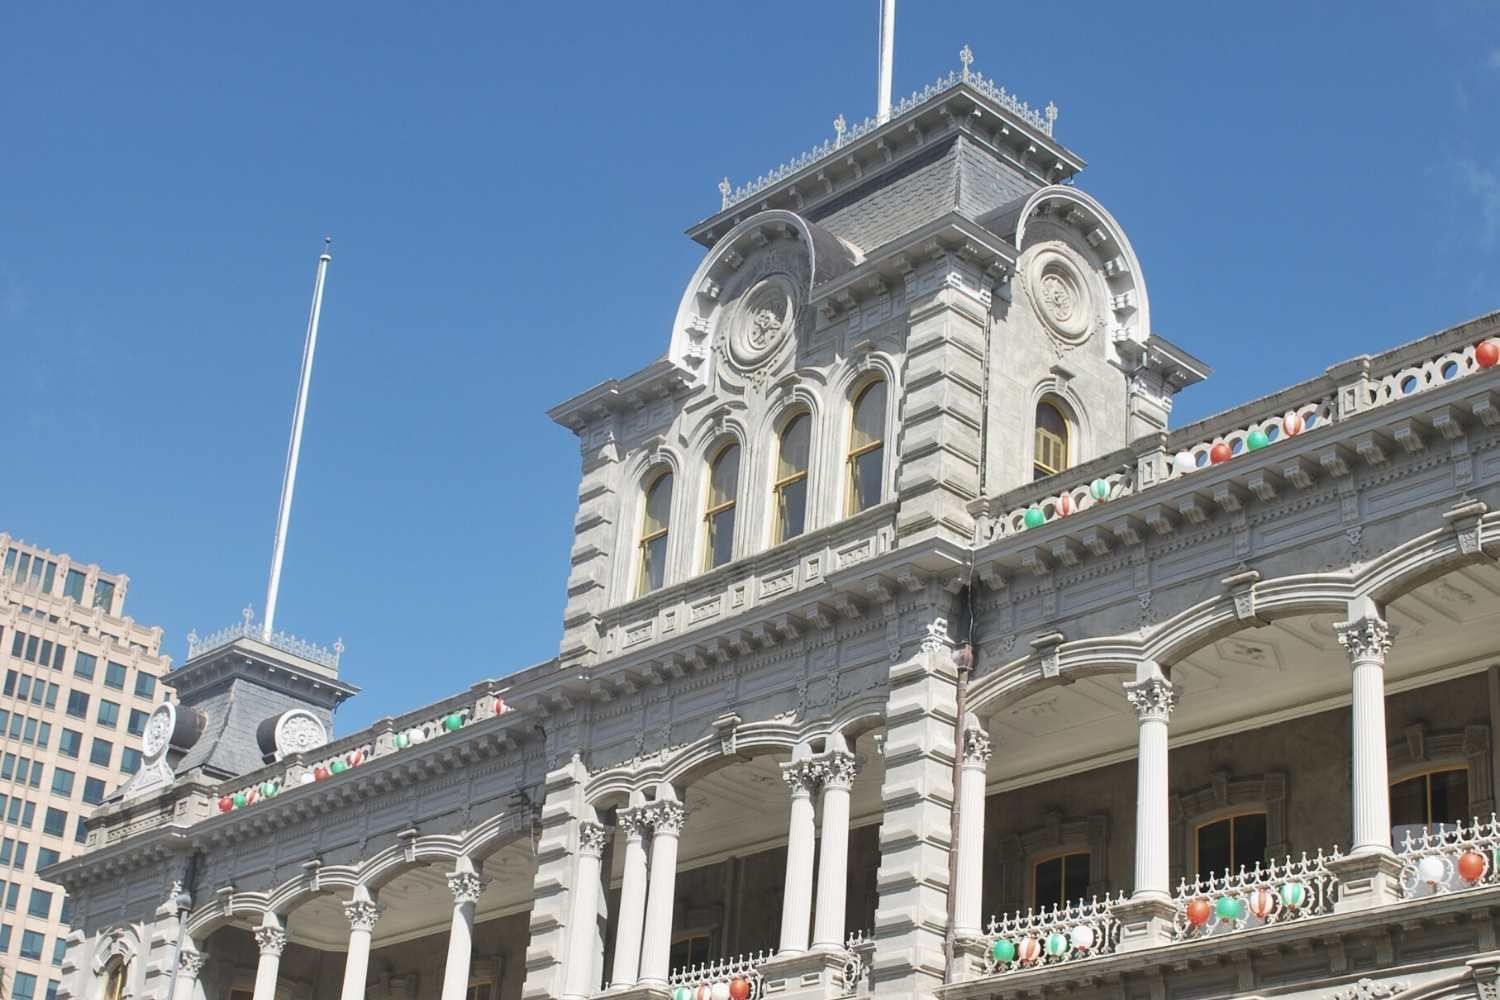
42, 53, 1500, 1000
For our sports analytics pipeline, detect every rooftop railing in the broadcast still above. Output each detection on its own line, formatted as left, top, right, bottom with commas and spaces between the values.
185, 608, 342, 669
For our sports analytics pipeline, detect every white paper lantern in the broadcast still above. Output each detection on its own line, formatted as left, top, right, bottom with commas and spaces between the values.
1068, 924, 1095, 951
1417, 855, 1446, 884
300, 773, 316, 785
408, 728, 427, 745
1173, 450, 1198, 475
710, 982, 731, 1000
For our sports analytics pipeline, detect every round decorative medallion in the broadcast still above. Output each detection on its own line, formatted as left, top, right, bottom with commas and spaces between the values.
142, 703, 177, 760
1025, 248, 1094, 344
724, 277, 795, 370
274, 709, 328, 757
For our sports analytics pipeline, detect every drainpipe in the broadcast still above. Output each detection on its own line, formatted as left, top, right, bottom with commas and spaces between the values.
167, 852, 200, 997
943, 585, 977, 983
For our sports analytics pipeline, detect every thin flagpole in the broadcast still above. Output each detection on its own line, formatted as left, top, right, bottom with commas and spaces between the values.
263, 238, 332, 640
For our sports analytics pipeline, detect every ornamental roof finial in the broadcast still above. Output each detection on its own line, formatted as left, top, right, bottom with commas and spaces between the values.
1045, 101, 1059, 135
718, 177, 731, 210
833, 113, 847, 147
959, 44, 974, 81
242, 605, 255, 627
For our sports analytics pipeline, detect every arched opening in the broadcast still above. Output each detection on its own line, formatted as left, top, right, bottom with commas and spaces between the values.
703, 443, 740, 571
1033, 398, 1071, 481
773, 413, 811, 544
102, 958, 130, 1000
637, 467, 674, 596
846, 381, 886, 515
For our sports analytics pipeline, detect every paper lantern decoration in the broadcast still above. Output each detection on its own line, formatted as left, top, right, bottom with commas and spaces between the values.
1477, 339, 1500, 369
1282, 412, 1304, 436
1458, 850, 1486, 882
409, 728, 428, 745
1068, 924, 1095, 951
263, 782, 279, 799
313, 765, 331, 781
1044, 932, 1068, 957
443, 713, 464, 732
395, 732, 411, 749
1016, 937, 1041, 964
1248, 888, 1276, 919
494, 697, 508, 715
1173, 450, 1197, 475
1056, 493, 1073, 517
299, 772, 316, 785
218, 796, 234, 813
232, 792, 248, 809
1209, 442, 1232, 464
1089, 479, 1110, 501
710, 982, 731, 1000
1023, 507, 1045, 529
672, 988, 692, 1000
244, 788, 259, 806
1214, 895, 1245, 921
348, 750, 365, 767
1246, 429, 1270, 451
696, 985, 715, 1000
990, 938, 1017, 964
329, 759, 348, 775
1279, 881, 1306, 908
1185, 897, 1212, 926
728, 976, 752, 1000
1417, 855, 1446, 884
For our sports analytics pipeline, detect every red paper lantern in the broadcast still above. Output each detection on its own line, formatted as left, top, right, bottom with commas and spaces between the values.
1056, 493, 1073, 516
728, 977, 752, 1000
1458, 850, 1486, 882
1477, 339, 1500, 369
218, 796, 234, 813
1186, 897, 1212, 926
1283, 412, 1304, 436
1209, 442, 1233, 464
494, 697, 507, 715
314, 766, 331, 781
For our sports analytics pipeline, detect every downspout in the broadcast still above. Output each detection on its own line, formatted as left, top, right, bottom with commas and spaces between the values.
943, 583, 977, 983
166, 851, 200, 998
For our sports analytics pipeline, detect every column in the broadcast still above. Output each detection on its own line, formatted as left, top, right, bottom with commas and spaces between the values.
637, 797, 686, 988
811, 752, 859, 952
172, 949, 206, 1000
778, 760, 820, 955
1124, 665, 1177, 901
441, 862, 488, 1000
1335, 609, 1396, 853
250, 917, 287, 1000
339, 887, 383, 1000
952, 721, 992, 940
563, 823, 608, 999
609, 809, 651, 990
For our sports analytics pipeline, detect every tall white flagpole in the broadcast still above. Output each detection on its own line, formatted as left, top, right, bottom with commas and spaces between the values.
262, 238, 332, 641
877, 0, 895, 123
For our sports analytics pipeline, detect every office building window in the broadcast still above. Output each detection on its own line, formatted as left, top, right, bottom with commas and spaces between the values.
5, 883, 19, 910
103, 662, 126, 690
90, 739, 112, 767
96, 700, 119, 728
92, 579, 115, 613
58, 730, 81, 759
35, 847, 58, 871
2, 670, 14, 695
127, 709, 148, 737
22, 717, 37, 744
50, 936, 65, 966
0, 839, 10, 865
34, 722, 49, 749
19, 930, 43, 960
63, 570, 85, 602
42, 684, 57, 709
46, 979, 60, 1000
74, 817, 87, 845
7, 714, 20, 739
12, 972, 37, 1000
65, 692, 88, 720
27, 889, 51, 919
42, 808, 66, 838
12, 843, 26, 869
50, 770, 73, 798
133, 673, 156, 699
73, 653, 96, 681
120, 748, 142, 775
82, 778, 105, 806
0, 923, 9, 952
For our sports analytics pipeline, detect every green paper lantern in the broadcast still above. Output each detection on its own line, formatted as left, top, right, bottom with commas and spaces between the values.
443, 713, 464, 732
330, 759, 348, 774
1089, 479, 1110, 501
395, 733, 410, 749
1279, 881, 1307, 908
991, 938, 1016, 963
1214, 895, 1244, 920
1246, 429, 1270, 451
1044, 932, 1068, 957
673, 989, 693, 1000
232, 792, 247, 809
1023, 507, 1045, 529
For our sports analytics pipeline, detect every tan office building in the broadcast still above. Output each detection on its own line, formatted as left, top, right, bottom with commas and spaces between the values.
0, 535, 168, 1000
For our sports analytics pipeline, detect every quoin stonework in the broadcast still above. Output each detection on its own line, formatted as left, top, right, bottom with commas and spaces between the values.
45, 51, 1500, 1000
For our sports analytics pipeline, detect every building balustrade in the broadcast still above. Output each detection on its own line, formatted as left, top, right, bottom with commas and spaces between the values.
1397, 814, 1500, 898
1169, 850, 1340, 940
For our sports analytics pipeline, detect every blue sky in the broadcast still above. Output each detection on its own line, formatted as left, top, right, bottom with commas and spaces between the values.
2, 2, 1497, 733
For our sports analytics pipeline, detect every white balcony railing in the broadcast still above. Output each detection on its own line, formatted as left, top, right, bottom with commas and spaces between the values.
981, 894, 1124, 974
1398, 814, 1500, 898
665, 950, 770, 1000
1171, 851, 1340, 940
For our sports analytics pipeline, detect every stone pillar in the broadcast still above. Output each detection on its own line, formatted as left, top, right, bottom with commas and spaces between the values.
952, 720, 992, 941
637, 794, 687, 988
1115, 662, 1178, 952
812, 749, 859, 952
251, 917, 287, 1000
871, 618, 959, 1000
609, 807, 652, 990
172, 948, 206, 1000
562, 823, 608, 999
339, 887, 383, 1000
1335, 608, 1395, 854
778, 758, 820, 955
441, 862, 488, 1000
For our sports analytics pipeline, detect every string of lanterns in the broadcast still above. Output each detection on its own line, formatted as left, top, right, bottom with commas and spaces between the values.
670, 976, 754, 1000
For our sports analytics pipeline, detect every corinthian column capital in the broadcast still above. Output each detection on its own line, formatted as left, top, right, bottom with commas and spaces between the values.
1334, 615, 1394, 664
577, 821, 610, 858
1123, 675, 1178, 723
961, 728, 993, 766
344, 897, 383, 933
254, 925, 287, 956
446, 870, 488, 906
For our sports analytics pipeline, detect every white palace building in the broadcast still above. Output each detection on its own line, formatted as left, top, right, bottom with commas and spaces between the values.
44, 49, 1500, 1000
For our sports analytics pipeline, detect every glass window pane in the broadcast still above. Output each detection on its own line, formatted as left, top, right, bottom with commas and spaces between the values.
63, 570, 85, 602
1197, 818, 1232, 878
708, 445, 739, 508
642, 472, 673, 537
777, 478, 807, 543
1034, 856, 1063, 910
92, 580, 114, 612
1390, 775, 1428, 828
1232, 813, 1268, 871
851, 446, 882, 513
639, 535, 668, 595
706, 508, 735, 570
777, 414, 810, 481
851, 382, 886, 450
1430, 769, 1469, 826
1062, 852, 1091, 906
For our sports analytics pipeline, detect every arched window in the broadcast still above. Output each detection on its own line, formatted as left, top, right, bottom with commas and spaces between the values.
1033, 399, 1071, 480
1391, 767, 1469, 830
104, 958, 130, 1000
774, 413, 811, 543
636, 469, 673, 596
1033, 851, 1090, 910
1195, 811, 1268, 879
847, 381, 887, 514
703, 443, 740, 570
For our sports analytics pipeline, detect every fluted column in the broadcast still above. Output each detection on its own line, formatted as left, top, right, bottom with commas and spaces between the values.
1125, 667, 1177, 901
562, 823, 609, 999
778, 759, 821, 955
812, 752, 859, 952
441, 863, 488, 1000
953, 723, 992, 940
251, 919, 287, 1000
608, 808, 651, 990
637, 798, 687, 987
1336, 611, 1396, 854
339, 888, 383, 1000
172, 948, 206, 1000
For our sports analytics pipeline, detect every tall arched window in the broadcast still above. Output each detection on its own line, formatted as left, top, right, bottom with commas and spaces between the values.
636, 468, 673, 596
703, 443, 740, 570
1033, 399, 1070, 481
104, 959, 130, 1000
774, 413, 811, 543
847, 381, 887, 514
